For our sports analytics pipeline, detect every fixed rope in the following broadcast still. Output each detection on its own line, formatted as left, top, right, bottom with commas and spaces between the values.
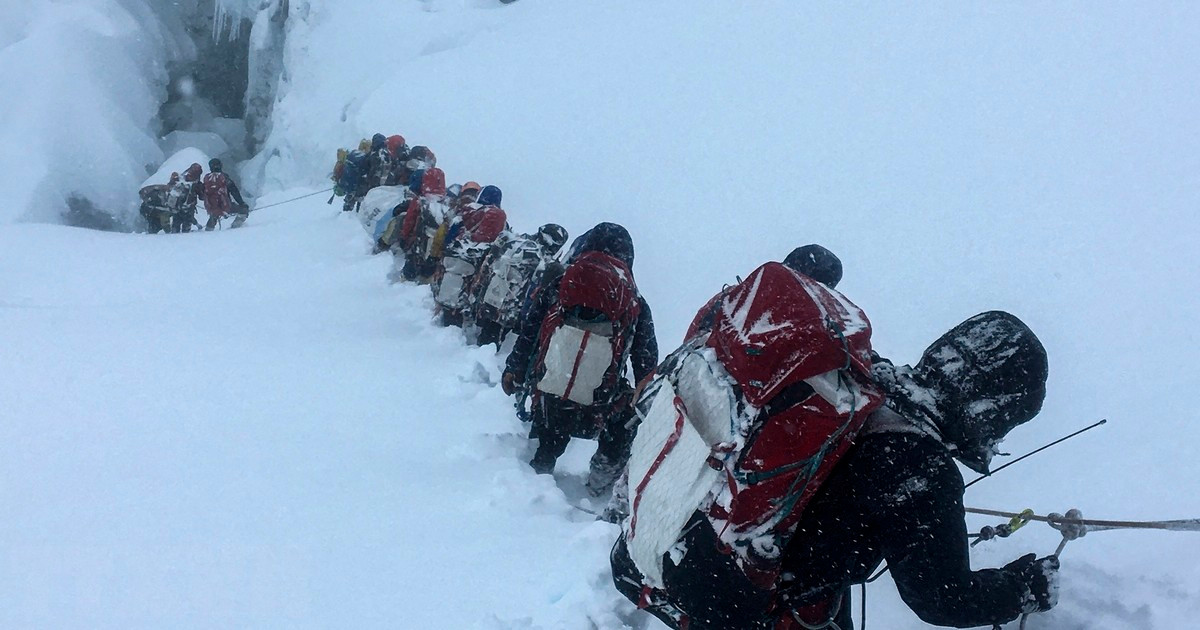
967, 506, 1199, 628
965, 507, 1200, 533
250, 187, 336, 212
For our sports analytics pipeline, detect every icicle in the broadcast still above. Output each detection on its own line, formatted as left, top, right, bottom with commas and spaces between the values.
212, 0, 249, 43
213, 1, 226, 42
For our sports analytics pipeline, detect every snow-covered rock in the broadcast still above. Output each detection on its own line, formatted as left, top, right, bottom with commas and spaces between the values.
0, 1, 194, 226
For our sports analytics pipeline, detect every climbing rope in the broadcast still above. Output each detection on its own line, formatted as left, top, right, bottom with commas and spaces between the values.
968, 506, 1200, 629
249, 187, 336, 212
970, 508, 1035, 547
965, 507, 1200, 533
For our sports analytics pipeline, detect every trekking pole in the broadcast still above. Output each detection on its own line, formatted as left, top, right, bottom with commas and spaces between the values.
964, 419, 1107, 488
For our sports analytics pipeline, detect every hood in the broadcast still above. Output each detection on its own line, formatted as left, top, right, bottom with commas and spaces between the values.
536, 223, 569, 254
478, 185, 502, 206
571, 222, 634, 267
876, 311, 1049, 474
783, 244, 843, 288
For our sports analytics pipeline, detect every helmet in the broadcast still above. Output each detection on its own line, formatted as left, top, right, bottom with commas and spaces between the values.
208, 158, 223, 173
915, 311, 1049, 474
456, 186, 480, 204
783, 244, 843, 288
184, 163, 202, 182
371, 133, 387, 151
461, 181, 482, 194
536, 223, 568, 253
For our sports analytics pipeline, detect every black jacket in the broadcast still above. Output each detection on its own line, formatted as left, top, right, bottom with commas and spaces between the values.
777, 416, 1028, 628
225, 177, 247, 208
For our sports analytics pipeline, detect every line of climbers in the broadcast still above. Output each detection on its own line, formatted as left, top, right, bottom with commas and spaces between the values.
138, 158, 250, 233
333, 133, 1062, 629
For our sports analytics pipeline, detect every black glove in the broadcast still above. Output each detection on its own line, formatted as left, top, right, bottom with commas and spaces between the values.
1005, 553, 1060, 613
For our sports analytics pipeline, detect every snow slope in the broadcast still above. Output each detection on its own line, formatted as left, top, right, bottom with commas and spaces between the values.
0, 199, 640, 629
5, 1, 1200, 628
248, 4, 1200, 625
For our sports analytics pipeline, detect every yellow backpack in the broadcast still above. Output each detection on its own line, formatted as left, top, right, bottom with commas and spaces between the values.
331, 148, 349, 182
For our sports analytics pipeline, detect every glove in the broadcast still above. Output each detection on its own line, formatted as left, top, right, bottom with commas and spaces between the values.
1005, 553, 1060, 613
501, 371, 521, 396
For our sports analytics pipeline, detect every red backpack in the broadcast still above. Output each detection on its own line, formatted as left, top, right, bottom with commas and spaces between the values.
624, 262, 884, 591
420, 167, 447, 196
534, 251, 641, 407
202, 172, 231, 217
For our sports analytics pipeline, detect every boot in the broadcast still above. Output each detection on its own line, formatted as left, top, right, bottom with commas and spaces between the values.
529, 455, 555, 475
586, 451, 623, 497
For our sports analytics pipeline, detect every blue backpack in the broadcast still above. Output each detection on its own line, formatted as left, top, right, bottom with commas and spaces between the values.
337, 150, 368, 194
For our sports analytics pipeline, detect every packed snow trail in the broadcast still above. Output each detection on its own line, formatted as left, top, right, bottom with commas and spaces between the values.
0, 195, 636, 629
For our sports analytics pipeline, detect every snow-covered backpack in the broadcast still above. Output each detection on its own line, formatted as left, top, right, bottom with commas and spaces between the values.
534, 251, 641, 407
477, 237, 545, 327
435, 239, 490, 309
139, 184, 169, 210
202, 172, 231, 217
356, 186, 412, 241
166, 178, 194, 213
623, 262, 884, 592
336, 150, 368, 195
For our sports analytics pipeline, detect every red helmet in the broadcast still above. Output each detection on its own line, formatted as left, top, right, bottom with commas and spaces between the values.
421, 167, 447, 196
184, 163, 202, 182
386, 134, 406, 157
